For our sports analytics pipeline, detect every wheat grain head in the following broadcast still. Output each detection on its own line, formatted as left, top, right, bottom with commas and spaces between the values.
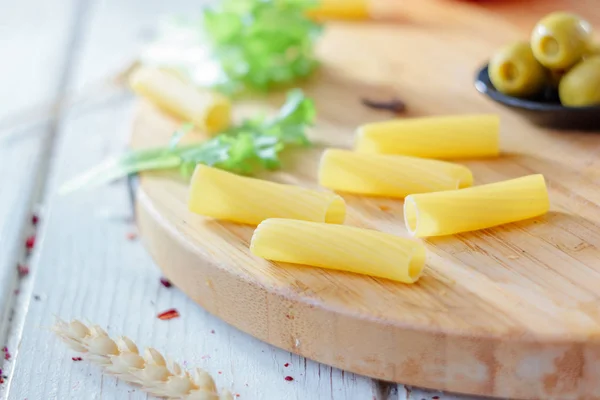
51, 318, 233, 400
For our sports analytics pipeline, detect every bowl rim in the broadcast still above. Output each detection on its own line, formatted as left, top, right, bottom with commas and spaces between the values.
475, 64, 600, 112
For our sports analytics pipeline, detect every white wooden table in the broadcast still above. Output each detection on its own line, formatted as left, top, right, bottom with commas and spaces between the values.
0, 1, 483, 398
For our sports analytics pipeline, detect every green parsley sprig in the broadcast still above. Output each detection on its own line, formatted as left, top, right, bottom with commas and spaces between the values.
202, 0, 322, 93
60, 89, 315, 194
141, 0, 322, 94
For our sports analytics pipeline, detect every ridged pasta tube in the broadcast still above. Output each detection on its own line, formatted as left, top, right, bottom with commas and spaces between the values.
251, 219, 426, 283
188, 165, 346, 225
404, 174, 549, 237
318, 149, 473, 198
355, 114, 500, 159
129, 67, 231, 135
306, 0, 369, 20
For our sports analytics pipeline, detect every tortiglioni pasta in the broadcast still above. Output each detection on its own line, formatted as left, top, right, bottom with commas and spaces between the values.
306, 0, 369, 20
318, 149, 473, 198
188, 165, 346, 225
129, 67, 231, 135
404, 174, 549, 237
251, 219, 426, 283
355, 114, 500, 159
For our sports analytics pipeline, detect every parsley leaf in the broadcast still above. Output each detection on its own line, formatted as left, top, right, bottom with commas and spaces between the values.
59, 89, 315, 194
141, 0, 322, 94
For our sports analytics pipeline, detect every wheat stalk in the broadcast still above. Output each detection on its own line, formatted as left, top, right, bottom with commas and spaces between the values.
52, 318, 233, 400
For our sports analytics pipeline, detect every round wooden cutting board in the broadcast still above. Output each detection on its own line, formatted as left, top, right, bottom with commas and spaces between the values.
133, 3, 600, 399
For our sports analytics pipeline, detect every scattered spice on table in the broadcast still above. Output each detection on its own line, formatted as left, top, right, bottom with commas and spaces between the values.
159, 277, 172, 288
218, 371, 222, 375
284, 363, 290, 367
284, 376, 294, 382
17, 264, 29, 277
33, 295, 41, 301
378, 204, 391, 212
2, 347, 10, 361
210, 330, 215, 334
361, 97, 406, 113
72, 357, 83, 361
31, 214, 39, 225
126, 232, 138, 241
432, 397, 440, 399
157, 308, 180, 320
25, 235, 35, 251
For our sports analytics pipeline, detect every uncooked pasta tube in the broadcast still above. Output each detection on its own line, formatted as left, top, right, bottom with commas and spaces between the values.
251, 219, 426, 283
404, 174, 549, 237
188, 165, 346, 225
318, 149, 473, 198
355, 114, 500, 159
306, 0, 369, 20
129, 67, 231, 135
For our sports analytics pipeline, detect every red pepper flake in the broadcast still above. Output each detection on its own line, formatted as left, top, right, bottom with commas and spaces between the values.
2, 347, 10, 361
201, 355, 211, 360
159, 278, 172, 288
25, 235, 35, 250
17, 264, 29, 277
284, 376, 294, 381
31, 214, 39, 225
72, 357, 83, 361
210, 330, 215, 334
0, 376, 3, 384
126, 232, 138, 241
284, 363, 290, 367
235, 395, 240, 398
157, 309, 180, 320
218, 371, 222, 375
432, 397, 440, 399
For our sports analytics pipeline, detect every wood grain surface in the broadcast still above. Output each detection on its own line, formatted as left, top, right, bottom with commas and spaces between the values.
133, 2, 600, 399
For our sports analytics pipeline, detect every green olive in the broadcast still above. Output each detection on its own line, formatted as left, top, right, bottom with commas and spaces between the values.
489, 42, 547, 97
559, 56, 600, 107
531, 12, 593, 70
584, 41, 600, 59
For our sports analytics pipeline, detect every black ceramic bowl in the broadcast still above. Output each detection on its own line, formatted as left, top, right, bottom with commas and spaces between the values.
475, 64, 600, 131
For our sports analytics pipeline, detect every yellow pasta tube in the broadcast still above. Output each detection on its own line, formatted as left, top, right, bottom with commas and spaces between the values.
404, 174, 549, 237
129, 67, 231, 135
251, 219, 426, 283
306, 0, 369, 20
318, 149, 473, 198
355, 114, 500, 159
188, 165, 346, 225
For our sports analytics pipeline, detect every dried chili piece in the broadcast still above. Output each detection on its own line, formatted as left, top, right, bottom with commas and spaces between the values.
157, 309, 180, 320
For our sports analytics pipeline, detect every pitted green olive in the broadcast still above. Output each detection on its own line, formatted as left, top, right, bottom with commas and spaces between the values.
531, 12, 593, 70
559, 56, 600, 107
489, 42, 546, 97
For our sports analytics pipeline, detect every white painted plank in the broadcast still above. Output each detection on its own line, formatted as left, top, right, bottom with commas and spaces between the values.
0, 124, 45, 335
0, 0, 79, 125
0, 0, 79, 349
6, 0, 380, 398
